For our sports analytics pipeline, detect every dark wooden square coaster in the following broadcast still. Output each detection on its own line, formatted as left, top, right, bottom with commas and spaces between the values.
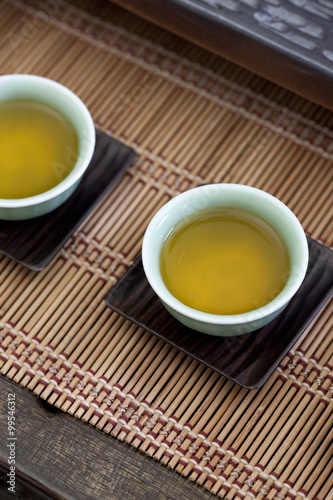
105, 238, 333, 389
0, 129, 135, 270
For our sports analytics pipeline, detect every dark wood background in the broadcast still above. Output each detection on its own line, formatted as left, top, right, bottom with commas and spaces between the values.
0, 376, 212, 500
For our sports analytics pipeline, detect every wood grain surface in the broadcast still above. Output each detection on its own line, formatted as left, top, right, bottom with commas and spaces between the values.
0, 375, 212, 500
0, 1, 332, 499
111, 0, 333, 110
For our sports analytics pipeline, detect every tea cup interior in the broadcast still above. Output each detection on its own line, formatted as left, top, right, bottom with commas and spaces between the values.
0, 74, 95, 219
142, 184, 309, 336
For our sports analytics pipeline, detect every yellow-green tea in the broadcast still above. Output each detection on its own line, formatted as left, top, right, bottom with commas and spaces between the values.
160, 208, 290, 315
0, 99, 78, 199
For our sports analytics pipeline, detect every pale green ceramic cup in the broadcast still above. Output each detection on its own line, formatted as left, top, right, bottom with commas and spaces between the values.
0, 74, 95, 220
142, 184, 309, 336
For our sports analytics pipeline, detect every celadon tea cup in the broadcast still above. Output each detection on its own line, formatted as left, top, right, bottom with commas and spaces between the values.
142, 184, 309, 336
0, 74, 95, 220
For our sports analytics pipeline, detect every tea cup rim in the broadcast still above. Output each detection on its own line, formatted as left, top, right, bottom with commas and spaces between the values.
0, 74, 95, 210
142, 184, 309, 329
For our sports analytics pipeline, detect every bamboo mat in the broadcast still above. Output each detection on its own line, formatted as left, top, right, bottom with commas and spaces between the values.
0, 0, 333, 498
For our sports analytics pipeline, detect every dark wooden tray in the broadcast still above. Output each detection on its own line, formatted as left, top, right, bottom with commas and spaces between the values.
113, 0, 333, 110
0, 129, 135, 271
105, 237, 333, 389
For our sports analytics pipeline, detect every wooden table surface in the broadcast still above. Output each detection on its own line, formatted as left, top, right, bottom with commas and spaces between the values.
0, 2, 332, 500
0, 375, 212, 500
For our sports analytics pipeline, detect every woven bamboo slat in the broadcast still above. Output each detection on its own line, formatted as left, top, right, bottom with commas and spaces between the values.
0, 0, 332, 499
